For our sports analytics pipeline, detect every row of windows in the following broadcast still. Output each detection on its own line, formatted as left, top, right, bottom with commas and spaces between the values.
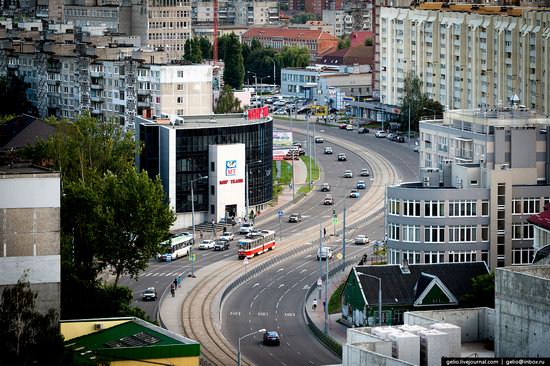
388, 249, 489, 266
388, 224, 488, 243
389, 199, 489, 217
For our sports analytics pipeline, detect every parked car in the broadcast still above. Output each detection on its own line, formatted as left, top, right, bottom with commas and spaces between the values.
219, 217, 236, 226
315, 136, 324, 143
284, 152, 300, 160
219, 231, 234, 241
239, 222, 255, 234
142, 287, 157, 301
298, 148, 306, 155
214, 240, 230, 251
358, 127, 369, 134
386, 133, 396, 141
199, 239, 215, 250
360, 169, 370, 177
344, 170, 353, 178
375, 130, 387, 138
324, 195, 334, 205
317, 247, 333, 260
321, 183, 331, 192
273, 108, 287, 115
354, 235, 370, 245
338, 153, 347, 161
414, 145, 419, 152
346, 124, 353, 131
288, 213, 302, 223
339, 123, 348, 129
293, 141, 303, 148
396, 136, 405, 143
349, 189, 360, 198
263, 331, 281, 346
356, 180, 366, 189
324, 146, 333, 154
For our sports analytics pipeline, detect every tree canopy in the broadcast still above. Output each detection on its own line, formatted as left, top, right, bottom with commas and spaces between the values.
221, 33, 245, 89
276, 46, 310, 69
214, 85, 243, 114
0, 272, 67, 365
338, 35, 351, 49
460, 272, 495, 308
183, 38, 205, 63
399, 72, 444, 132
290, 12, 320, 24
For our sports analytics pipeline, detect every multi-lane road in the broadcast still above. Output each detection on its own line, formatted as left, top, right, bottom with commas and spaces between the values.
120, 118, 419, 365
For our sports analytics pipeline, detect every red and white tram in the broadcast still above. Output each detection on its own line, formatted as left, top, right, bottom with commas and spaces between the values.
238, 230, 276, 259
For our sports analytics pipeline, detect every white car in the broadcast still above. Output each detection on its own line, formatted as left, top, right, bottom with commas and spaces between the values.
346, 124, 353, 131
317, 247, 333, 260
375, 130, 387, 138
199, 239, 215, 250
315, 136, 324, 143
354, 235, 370, 245
344, 170, 353, 178
219, 231, 234, 241
239, 222, 255, 234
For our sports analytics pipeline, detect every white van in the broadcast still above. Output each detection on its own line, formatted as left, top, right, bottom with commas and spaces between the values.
317, 247, 333, 260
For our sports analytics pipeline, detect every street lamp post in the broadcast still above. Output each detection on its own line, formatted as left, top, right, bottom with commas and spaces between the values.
238, 328, 266, 366
357, 272, 382, 326
257, 75, 271, 97
190, 175, 207, 278
270, 59, 276, 94
245, 159, 262, 222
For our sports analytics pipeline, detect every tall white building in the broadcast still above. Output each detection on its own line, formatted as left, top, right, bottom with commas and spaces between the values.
379, 5, 550, 117
234, 0, 279, 26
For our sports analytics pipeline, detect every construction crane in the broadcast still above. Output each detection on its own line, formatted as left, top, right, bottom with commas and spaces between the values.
213, 0, 218, 64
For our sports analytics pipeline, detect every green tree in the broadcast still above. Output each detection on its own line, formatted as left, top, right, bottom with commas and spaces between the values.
96, 170, 175, 285
0, 74, 32, 117
0, 272, 67, 365
245, 47, 277, 85
183, 38, 203, 63
222, 33, 245, 89
399, 71, 443, 132
460, 272, 495, 308
338, 35, 351, 49
214, 85, 243, 114
365, 37, 373, 46
290, 12, 320, 24
276, 46, 310, 68
199, 37, 212, 60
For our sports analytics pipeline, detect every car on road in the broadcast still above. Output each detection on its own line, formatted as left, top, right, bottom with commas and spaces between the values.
414, 145, 419, 152
298, 148, 306, 155
338, 153, 347, 161
219, 231, 234, 241
354, 235, 370, 245
321, 182, 331, 192
346, 124, 353, 131
314, 136, 324, 143
324, 146, 333, 154
214, 240, 230, 251
360, 169, 370, 177
142, 287, 157, 301
273, 108, 287, 115
288, 213, 302, 223
317, 247, 333, 260
293, 141, 303, 148
263, 331, 281, 346
356, 180, 366, 189
324, 194, 334, 205
239, 222, 255, 234
344, 170, 353, 178
386, 132, 396, 141
396, 135, 405, 143
199, 239, 215, 250
349, 189, 360, 198
375, 130, 387, 138
284, 152, 299, 160
358, 127, 369, 134
339, 123, 348, 129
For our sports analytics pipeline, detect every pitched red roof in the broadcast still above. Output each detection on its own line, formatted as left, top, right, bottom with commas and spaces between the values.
528, 203, 550, 231
350, 31, 375, 47
242, 27, 338, 42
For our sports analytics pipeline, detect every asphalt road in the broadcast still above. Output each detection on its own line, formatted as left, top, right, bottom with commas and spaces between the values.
219, 118, 420, 365
119, 126, 382, 320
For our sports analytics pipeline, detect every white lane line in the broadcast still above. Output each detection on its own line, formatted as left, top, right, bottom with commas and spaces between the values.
300, 269, 307, 273
277, 276, 284, 281
254, 293, 259, 301
276, 302, 279, 309
279, 295, 284, 302
259, 288, 266, 294
250, 302, 254, 308
269, 353, 274, 357
253, 283, 259, 288
277, 268, 284, 272
278, 284, 284, 288
297, 351, 301, 355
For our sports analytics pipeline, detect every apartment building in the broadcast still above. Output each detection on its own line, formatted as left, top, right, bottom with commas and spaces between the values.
242, 27, 339, 61
192, 0, 235, 26
0, 27, 212, 126
379, 5, 550, 117
386, 109, 550, 269
234, 1, 279, 26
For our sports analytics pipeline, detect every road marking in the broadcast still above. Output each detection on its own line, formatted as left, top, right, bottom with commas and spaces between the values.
284, 313, 296, 317
252, 283, 259, 288
229, 311, 240, 316
259, 288, 266, 294
276, 302, 279, 309
254, 294, 259, 301
269, 353, 273, 357
277, 268, 284, 272
279, 295, 284, 302
278, 284, 284, 288
277, 276, 284, 281
152, 273, 159, 277
297, 351, 301, 355
258, 312, 268, 316
300, 269, 307, 273
250, 302, 254, 308
223, 253, 230, 257
309, 361, 314, 364
306, 255, 312, 258
303, 285, 310, 290
144, 273, 152, 277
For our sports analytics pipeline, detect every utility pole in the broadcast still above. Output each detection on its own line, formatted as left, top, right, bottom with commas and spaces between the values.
342, 198, 346, 271
318, 223, 323, 302
324, 245, 329, 333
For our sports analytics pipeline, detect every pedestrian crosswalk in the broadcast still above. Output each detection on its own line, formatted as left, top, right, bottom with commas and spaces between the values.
143, 271, 192, 277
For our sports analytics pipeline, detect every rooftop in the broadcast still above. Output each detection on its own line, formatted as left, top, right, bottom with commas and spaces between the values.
528, 203, 550, 231
242, 27, 338, 41
137, 113, 272, 130
435, 109, 550, 128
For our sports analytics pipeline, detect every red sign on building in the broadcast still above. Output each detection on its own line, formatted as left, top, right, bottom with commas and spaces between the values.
247, 106, 269, 121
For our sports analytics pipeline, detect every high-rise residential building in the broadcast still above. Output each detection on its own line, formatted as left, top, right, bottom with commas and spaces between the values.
385, 109, 550, 269
379, 5, 550, 117
234, 1, 279, 26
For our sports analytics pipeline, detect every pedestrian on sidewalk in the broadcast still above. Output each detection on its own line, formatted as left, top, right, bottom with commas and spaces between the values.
323, 300, 326, 311
200, 229, 203, 239
312, 299, 317, 311
323, 227, 327, 238
173, 278, 178, 290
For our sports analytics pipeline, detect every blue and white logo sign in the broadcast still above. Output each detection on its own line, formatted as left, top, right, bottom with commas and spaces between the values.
226, 160, 237, 176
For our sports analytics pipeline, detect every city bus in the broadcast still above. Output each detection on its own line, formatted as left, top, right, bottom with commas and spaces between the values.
158, 234, 194, 261
238, 230, 276, 259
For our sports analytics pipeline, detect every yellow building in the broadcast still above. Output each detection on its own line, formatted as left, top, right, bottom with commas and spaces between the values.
61, 317, 200, 365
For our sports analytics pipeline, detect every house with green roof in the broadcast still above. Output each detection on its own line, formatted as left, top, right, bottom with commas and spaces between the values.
61, 317, 200, 365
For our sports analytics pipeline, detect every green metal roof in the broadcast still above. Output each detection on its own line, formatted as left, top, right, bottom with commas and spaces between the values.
65, 319, 200, 364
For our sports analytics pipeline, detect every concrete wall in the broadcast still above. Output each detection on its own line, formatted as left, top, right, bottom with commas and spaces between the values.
343, 343, 415, 366
495, 266, 550, 357
404, 308, 495, 342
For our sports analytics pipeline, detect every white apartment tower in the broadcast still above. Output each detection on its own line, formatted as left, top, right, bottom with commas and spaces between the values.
380, 5, 550, 117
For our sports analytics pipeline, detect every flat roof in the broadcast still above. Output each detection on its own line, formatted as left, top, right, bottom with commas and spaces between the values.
137, 113, 272, 130
0, 163, 57, 176
433, 109, 550, 127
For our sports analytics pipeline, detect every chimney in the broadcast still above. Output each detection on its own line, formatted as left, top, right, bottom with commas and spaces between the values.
401, 258, 410, 274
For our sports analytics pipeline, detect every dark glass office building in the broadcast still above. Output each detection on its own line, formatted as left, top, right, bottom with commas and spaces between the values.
137, 114, 273, 227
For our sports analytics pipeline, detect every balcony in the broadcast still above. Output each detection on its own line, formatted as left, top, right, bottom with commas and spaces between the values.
91, 84, 104, 90
137, 89, 151, 95
91, 95, 103, 102
137, 100, 151, 107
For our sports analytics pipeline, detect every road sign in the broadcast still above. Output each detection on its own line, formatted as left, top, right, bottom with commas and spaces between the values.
189, 254, 196, 262
277, 210, 284, 217
336, 253, 343, 260
317, 278, 322, 287
332, 217, 338, 224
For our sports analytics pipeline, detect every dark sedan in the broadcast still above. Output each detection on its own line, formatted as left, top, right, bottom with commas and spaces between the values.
263, 331, 280, 346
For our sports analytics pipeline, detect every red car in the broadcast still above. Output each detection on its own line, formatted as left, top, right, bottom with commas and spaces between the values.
339, 123, 347, 129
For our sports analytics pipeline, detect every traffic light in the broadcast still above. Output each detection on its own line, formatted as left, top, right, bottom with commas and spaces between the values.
332, 209, 336, 217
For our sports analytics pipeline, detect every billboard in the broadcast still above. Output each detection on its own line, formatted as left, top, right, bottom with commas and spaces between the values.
248, 106, 269, 121
273, 149, 290, 161
273, 131, 293, 148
